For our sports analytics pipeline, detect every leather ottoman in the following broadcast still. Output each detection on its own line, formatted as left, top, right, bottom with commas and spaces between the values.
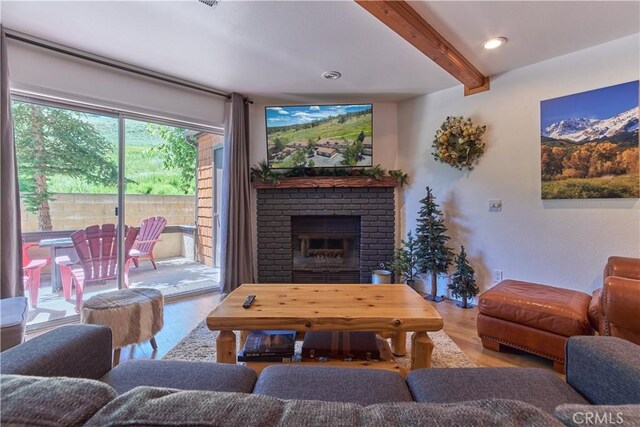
477, 280, 592, 373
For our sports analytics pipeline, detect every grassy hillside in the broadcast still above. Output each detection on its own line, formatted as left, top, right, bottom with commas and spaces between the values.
267, 113, 372, 145
83, 116, 167, 147
47, 116, 194, 195
49, 145, 191, 195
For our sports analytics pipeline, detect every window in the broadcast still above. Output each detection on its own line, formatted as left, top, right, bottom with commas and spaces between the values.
13, 98, 223, 327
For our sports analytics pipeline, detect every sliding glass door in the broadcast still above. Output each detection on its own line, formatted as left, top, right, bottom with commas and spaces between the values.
13, 97, 223, 327
13, 99, 122, 324
123, 118, 221, 296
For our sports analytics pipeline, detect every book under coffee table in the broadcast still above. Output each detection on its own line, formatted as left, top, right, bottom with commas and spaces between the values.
207, 284, 443, 374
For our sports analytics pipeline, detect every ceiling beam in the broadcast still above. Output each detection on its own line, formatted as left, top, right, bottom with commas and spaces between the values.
355, 0, 489, 94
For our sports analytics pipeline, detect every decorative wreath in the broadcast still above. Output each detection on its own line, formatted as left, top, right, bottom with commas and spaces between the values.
432, 116, 486, 171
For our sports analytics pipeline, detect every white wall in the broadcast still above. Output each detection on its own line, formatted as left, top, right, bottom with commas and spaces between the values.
7, 40, 226, 128
398, 34, 640, 296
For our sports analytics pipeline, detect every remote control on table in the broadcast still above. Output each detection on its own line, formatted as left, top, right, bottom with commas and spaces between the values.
242, 295, 256, 309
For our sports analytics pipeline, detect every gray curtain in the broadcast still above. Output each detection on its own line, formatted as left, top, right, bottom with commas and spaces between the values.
0, 26, 23, 299
219, 93, 255, 295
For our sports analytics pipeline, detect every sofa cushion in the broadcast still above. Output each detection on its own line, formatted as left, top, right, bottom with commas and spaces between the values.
0, 324, 112, 380
0, 296, 28, 351
367, 399, 562, 427
253, 365, 413, 405
555, 404, 640, 427
406, 368, 589, 414
478, 280, 592, 336
566, 336, 640, 405
100, 359, 257, 394
0, 374, 116, 426
86, 386, 560, 427
86, 386, 288, 427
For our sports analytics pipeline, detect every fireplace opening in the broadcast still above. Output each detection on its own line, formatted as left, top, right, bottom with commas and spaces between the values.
292, 216, 360, 283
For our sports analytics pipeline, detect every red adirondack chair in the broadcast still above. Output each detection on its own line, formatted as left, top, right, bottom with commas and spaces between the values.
66, 224, 138, 312
22, 243, 50, 308
130, 216, 167, 269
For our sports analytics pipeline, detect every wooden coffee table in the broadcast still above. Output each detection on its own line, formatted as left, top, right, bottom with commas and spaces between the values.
206, 284, 443, 372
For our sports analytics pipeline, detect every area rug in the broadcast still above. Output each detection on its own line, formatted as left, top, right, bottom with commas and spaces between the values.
163, 320, 476, 370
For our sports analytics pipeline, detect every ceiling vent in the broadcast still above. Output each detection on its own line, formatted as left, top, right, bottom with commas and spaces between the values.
199, 0, 219, 7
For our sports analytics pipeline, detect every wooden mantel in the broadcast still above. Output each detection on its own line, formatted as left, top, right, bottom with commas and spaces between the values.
252, 176, 399, 189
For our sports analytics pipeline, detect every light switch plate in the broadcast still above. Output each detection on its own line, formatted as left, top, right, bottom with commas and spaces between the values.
493, 270, 503, 282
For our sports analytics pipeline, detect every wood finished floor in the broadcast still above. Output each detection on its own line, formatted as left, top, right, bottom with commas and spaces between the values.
27, 291, 560, 375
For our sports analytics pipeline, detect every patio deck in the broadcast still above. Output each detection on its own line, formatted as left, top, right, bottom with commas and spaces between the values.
27, 257, 220, 326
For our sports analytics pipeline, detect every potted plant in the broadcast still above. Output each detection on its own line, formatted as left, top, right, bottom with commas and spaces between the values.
416, 187, 454, 302
392, 230, 421, 288
448, 246, 480, 308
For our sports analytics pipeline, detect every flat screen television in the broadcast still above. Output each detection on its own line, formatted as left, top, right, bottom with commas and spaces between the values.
265, 104, 373, 169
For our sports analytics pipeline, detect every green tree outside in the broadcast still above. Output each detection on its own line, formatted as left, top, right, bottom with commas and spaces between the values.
13, 101, 118, 231
146, 124, 196, 194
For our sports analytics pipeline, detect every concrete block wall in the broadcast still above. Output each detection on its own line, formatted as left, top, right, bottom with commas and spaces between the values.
256, 187, 395, 283
21, 193, 194, 232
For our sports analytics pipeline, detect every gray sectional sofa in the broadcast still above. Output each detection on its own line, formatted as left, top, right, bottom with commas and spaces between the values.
1, 324, 639, 426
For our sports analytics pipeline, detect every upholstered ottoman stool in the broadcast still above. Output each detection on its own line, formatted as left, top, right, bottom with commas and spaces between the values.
81, 288, 163, 365
477, 280, 592, 372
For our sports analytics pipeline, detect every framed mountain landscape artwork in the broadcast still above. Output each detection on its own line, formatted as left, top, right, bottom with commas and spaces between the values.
541, 80, 639, 199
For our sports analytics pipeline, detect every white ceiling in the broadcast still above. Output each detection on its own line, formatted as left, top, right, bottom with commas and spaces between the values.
1, 1, 639, 102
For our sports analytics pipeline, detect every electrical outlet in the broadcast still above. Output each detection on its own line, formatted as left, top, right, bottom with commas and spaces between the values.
493, 270, 503, 283
489, 200, 502, 212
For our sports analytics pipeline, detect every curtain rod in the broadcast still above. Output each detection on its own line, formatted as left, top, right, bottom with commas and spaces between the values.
5, 29, 232, 100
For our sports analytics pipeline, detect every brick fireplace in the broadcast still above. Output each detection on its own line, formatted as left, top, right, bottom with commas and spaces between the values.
255, 178, 396, 283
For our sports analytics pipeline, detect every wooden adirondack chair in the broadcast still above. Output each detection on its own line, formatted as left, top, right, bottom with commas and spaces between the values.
22, 243, 50, 308
130, 216, 167, 270
66, 224, 138, 312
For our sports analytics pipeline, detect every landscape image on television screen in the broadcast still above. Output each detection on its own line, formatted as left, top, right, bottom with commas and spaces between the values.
265, 104, 373, 168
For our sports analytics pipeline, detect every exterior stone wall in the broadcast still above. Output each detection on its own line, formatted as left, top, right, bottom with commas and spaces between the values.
256, 187, 395, 283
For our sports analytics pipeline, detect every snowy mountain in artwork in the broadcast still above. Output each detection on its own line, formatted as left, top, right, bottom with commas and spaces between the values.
542, 107, 639, 142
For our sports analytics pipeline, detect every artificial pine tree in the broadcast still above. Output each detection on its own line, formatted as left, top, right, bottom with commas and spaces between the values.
416, 187, 453, 302
448, 246, 479, 308
392, 230, 421, 288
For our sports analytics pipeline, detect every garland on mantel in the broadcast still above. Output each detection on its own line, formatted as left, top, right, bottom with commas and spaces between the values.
250, 160, 409, 187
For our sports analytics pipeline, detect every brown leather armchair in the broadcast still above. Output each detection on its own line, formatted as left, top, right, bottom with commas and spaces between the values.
588, 256, 640, 344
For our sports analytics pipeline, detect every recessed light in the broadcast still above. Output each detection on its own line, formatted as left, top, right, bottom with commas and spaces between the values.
482, 37, 507, 50
322, 71, 342, 80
